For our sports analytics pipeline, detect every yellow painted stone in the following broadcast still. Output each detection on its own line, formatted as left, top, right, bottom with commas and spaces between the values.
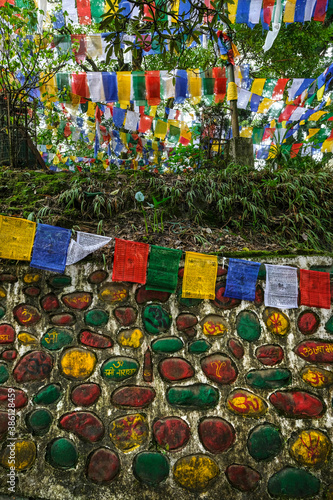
0, 440, 36, 471
117, 329, 144, 349
109, 414, 148, 452
173, 454, 219, 492
23, 273, 40, 284
227, 390, 267, 417
0, 287, 6, 299
18, 332, 38, 345
203, 321, 227, 336
301, 365, 333, 388
290, 429, 331, 467
265, 310, 290, 336
60, 348, 97, 380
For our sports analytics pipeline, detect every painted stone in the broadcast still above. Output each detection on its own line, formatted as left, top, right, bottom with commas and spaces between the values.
177, 289, 203, 307
101, 357, 139, 382
254, 285, 264, 307
298, 310, 320, 335
109, 413, 148, 452
167, 384, 219, 409
114, 306, 137, 326
290, 429, 331, 467
198, 417, 235, 454
0, 440, 36, 471
1, 349, 17, 361
13, 304, 41, 326
23, 286, 41, 297
176, 313, 198, 331
295, 340, 333, 363
0, 287, 6, 299
46, 438, 78, 469
201, 354, 238, 385
258, 263, 266, 279
117, 328, 144, 349
79, 330, 113, 349
143, 347, 153, 382
263, 308, 290, 336
62, 292, 92, 310
226, 464, 261, 492
133, 452, 169, 485
236, 311, 261, 342
269, 391, 325, 418
0, 306, 6, 320
23, 273, 41, 284
246, 369, 292, 390
217, 265, 228, 276
47, 275, 72, 288
40, 293, 60, 313
256, 344, 284, 366
111, 386, 156, 408
181, 327, 196, 338
86, 448, 120, 484
71, 383, 101, 406
0, 324, 15, 344
188, 339, 211, 354
143, 305, 172, 335
33, 384, 62, 405
178, 267, 184, 278
173, 454, 219, 492
228, 338, 244, 359
26, 409, 53, 436
0, 412, 8, 440
0, 388, 28, 408
200, 314, 228, 337
152, 337, 184, 354
84, 309, 109, 327
88, 270, 108, 284
212, 282, 241, 310
301, 365, 333, 388
310, 264, 333, 274
41, 327, 73, 350
13, 351, 53, 383
153, 417, 190, 452
159, 357, 195, 382
59, 411, 104, 442
136, 286, 170, 304
99, 282, 128, 303
227, 390, 267, 417
267, 467, 320, 498
0, 364, 9, 384
60, 348, 97, 380
325, 315, 333, 334
50, 312, 76, 326
247, 424, 283, 461
0, 273, 17, 283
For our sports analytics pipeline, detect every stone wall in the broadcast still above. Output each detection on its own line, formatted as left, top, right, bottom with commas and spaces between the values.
0, 256, 332, 500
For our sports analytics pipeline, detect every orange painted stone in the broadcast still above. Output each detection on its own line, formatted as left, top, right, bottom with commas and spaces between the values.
212, 283, 241, 310
201, 354, 238, 385
13, 351, 53, 383
50, 312, 76, 326
114, 307, 137, 326
23, 286, 41, 297
295, 340, 333, 363
228, 339, 244, 360
111, 386, 156, 408
269, 390, 325, 418
79, 330, 113, 349
198, 417, 235, 454
1, 349, 17, 361
158, 357, 194, 382
13, 304, 41, 326
88, 270, 108, 285
0, 324, 15, 344
300, 365, 333, 388
40, 293, 60, 312
297, 310, 320, 335
86, 448, 120, 484
256, 344, 284, 366
226, 464, 261, 492
0, 387, 28, 408
136, 286, 170, 304
71, 383, 101, 406
99, 282, 128, 303
59, 411, 104, 442
227, 389, 267, 417
153, 417, 190, 452
62, 292, 92, 310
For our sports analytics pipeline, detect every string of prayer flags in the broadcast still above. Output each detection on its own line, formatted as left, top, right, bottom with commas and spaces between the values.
182, 252, 218, 300
112, 238, 149, 284
66, 232, 111, 265
146, 246, 182, 293
300, 269, 331, 309
264, 264, 298, 308
30, 224, 71, 273
0, 215, 36, 261
224, 258, 260, 301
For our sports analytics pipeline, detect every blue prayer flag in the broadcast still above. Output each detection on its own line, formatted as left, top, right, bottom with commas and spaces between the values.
175, 70, 188, 104
30, 224, 71, 273
224, 258, 261, 301
113, 107, 126, 128
250, 94, 262, 113
102, 72, 118, 102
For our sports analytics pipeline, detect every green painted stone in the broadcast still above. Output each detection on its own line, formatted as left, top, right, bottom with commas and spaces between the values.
247, 424, 283, 461
0, 306, 6, 320
258, 264, 266, 280
48, 275, 72, 288
26, 409, 53, 436
84, 309, 109, 327
236, 310, 261, 342
268, 467, 320, 498
133, 452, 169, 485
325, 316, 333, 334
246, 369, 292, 390
41, 328, 73, 351
101, 357, 139, 381
188, 340, 211, 354
33, 384, 62, 405
177, 289, 203, 308
151, 337, 184, 354
0, 364, 9, 384
310, 264, 333, 275
167, 384, 219, 409
46, 437, 78, 469
143, 305, 172, 335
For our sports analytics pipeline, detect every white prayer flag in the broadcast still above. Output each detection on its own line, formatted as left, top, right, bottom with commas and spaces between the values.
124, 110, 139, 131
87, 73, 105, 102
263, 0, 282, 52
62, 0, 78, 24
288, 79, 305, 101
264, 264, 298, 309
66, 232, 111, 266
249, 0, 263, 26
237, 88, 252, 109
304, 0, 317, 21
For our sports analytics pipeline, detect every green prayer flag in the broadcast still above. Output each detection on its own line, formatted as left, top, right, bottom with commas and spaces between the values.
146, 245, 182, 293
262, 79, 278, 99
133, 71, 147, 103
53, 35, 71, 55
253, 128, 264, 145
202, 77, 214, 96
168, 124, 181, 143
90, 0, 105, 23
56, 73, 71, 102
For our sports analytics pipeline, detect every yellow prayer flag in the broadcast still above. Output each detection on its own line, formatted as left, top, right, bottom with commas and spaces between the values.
321, 140, 333, 153
257, 98, 273, 114
240, 127, 253, 138
283, 0, 296, 22
326, 97, 331, 107
188, 70, 202, 105
309, 111, 327, 121
87, 101, 96, 118
270, 119, 276, 128
120, 132, 127, 146
317, 84, 325, 101
87, 132, 95, 141
305, 128, 320, 140
117, 72, 131, 106
228, 0, 238, 23
250, 79, 266, 97
40, 74, 57, 102
0, 216, 36, 261
154, 120, 168, 140
171, 0, 180, 21
149, 106, 157, 117
231, 43, 240, 59
182, 252, 218, 300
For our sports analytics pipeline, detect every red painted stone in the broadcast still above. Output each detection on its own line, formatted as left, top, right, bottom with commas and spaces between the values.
114, 307, 137, 326
159, 358, 194, 382
226, 464, 261, 492
0, 324, 15, 344
0, 388, 28, 408
256, 345, 284, 366
88, 270, 108, 285
178, 268, 184, 278
212, 283, 241, 310
62, 292, 93, 311
295, 341, 333, 363
0, 411, 8, 439
153, 417, 190, 451
297, 311, 320, 335
254, 285, 264, 307
143, 348, 153, 382
50, 312, 76, 326
111, 386, 156, 408
13, 304, 41, 326
269, 391, 325, 418
71, 384, 101, 406
217, 265, 228, 277
182, 328, 196, 338
13, 351, 53, 383
1, 349, 17, 361
59, 411, 104, 442
0, 274, 17, 283
23, 286, 41, 297
136, 286, 170, 304
176, 313, 198, 331
228, 339, 244, 360
201, 354, 238, 385
86, 448, 120, 484
79, 330, 113, 349
41, 293, 60, 313
198, 417, 235, 454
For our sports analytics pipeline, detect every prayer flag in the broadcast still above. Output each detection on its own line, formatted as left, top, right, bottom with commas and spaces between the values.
30, 224, 71, 273
145, 71, 161, 106
182, 252, 218, 300
300, 269, 331, 309
146, 245, 182, 293
224, 258, 260, 301
265, 264, 298, 308
66, 232, 111, 265
117, 72, 131, 106
102, 72, 118, 102
113, 107, 126, 128
112, 238, 149, 284
138, 114, 153, 133
175, 70, 188, 104
76, 0, 91, 24
0, 216, 36, 261
125, 110, 139, 131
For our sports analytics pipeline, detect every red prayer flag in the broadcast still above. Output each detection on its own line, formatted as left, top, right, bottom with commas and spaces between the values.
112, 238, 149, 284
263, 0, 275, 25
138, 115, 153, 133
71, 73, 90, 103
313, 0, 328, 21
278, 105, 297, 123
300, 269, 331, 309
262, 128, 276, 141
77, 0, 92, 24
290, 143, 302, 158
143, 2, 155, 21
145, 71, 161, 106
71, 35, 87, 64
272, 79, 289, 100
